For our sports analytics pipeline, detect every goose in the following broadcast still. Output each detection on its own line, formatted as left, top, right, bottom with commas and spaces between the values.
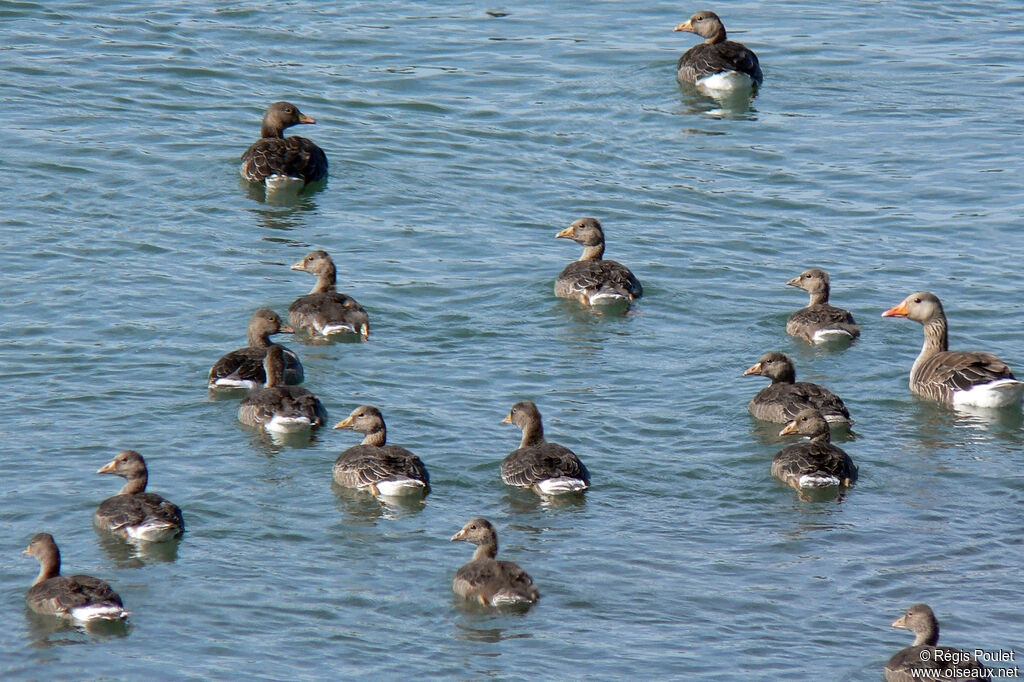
772, 409, 857, 490
673, 10, 762, 91
743, 352, 852, 425
450, 518, 539, 607
95, 450, 184, 542
884, 604, 990, 682
332, 406, 430, 497
501, 401, 590, 495
23, 533, 128, 621
289, 250, 369, 339
786, 269, 860, 344
208, 308, 303, 390
240, 101, 327, 191
882, 292, 1023, 407
554, 217, 642, 307
238, 345, 327, 434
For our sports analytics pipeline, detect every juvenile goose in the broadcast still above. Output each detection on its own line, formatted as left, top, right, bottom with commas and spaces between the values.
501, 401, 590, 495
333, 406, 430, 497
772, 409, 857, 490
743, 352, 852, 425
884, 604, 989, 682
450, 518, 539, 607
882, 292, 1023, 408
674, 10, 762, 91
95, 450, 184, 542
23, 533, 128, 621
240, 101, 327, 190
289, 250, 369, 339
786, 269, 860, 344
555, 218, 642, 307
208, 308, 303, 390
238, 345, 327, 434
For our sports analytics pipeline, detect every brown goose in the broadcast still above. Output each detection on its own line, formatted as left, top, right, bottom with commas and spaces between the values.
743, 352, 852, 425
208, 308, 303, 390
772, 409, 857, 490
95, 450, 184, 542
674, 11, 762, 90
884, 604, 990, 682
450, 519, 539, 607
238, 345, 327, 434
333, 406, 430, 497
23, 533, 128, 621
882, 292, 1023, 408
240, 101, 327, 190
555, 218, 642, 307
501, 401, 590, 495
785, 269, 860, 344
289, 250, 369, 339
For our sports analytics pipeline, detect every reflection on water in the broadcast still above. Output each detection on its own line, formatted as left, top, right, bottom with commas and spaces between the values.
452, 617, 534, 643
904, 399, 1024, 450
748, 417, 857, 447
677, 82, 758, 120
241, 177, 327, 209
332, 483, 427, 521
24, 609, 130, 648
94, 529, 181, 567
502, 487, 587, 515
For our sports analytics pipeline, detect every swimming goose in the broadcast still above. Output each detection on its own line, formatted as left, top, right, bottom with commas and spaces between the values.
208, 308, 303, 390
674, 11, 762, 91
450, 518, 539, 607
882, 292, 1023, 408
95, 450, 184, 542
333, 406, 430, 497
501, 401, 590, 495
785, 269, 860, 344
772, 409, 857, 490
884, 604, 990, 682
743, 352, 852, 425
240, 101, 328, 190
238, 345, 327, 434
555, 218, 642, 307
289, 250, 369, 339
23, 533, 128, 621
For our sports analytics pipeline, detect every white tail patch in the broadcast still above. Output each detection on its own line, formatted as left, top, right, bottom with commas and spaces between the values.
587, 292, 630, 306
952, 379, 1024, 408
823, 414, 854, 425
812, 329, 854, 344
264, 175, 305, 193
373, 478, 426, 497
266, 415, 312, 433
319, 323, 356, 336
797, 473, 841, 488
70, 604, 128, 621
491, 590, 534, 606
536, 477, 589, 495
126, 522, 180, 543
211, 378, 258, 390
697, 71, 754, 93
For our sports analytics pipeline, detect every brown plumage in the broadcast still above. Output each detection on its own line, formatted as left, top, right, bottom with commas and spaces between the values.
208, 308, 303, 390
673, 11, 762, 86
238, 345, 327, 434
554, 218, 642, 307
743, 352, 852, 425
23, 533, 128, 621
882, 291, 1022, 407
785, 269, 860, 344
501, 401, 590, 495
240, 101, 327, 187
884, 604, 989, 682
450, 519, 539, 607
289, 250, 369, 339
95, 450, 184, 542
332, 406, 429, 496
771, 409, 857, 491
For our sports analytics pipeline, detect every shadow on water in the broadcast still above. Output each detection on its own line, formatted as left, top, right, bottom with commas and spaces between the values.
677, 82, 758, 120
94, 529, 181, 567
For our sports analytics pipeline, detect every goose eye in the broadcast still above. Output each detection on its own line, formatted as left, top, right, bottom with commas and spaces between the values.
913, 298, 921, 303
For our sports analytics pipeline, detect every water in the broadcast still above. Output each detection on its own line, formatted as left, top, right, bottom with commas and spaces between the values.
2, 0, 1022, 678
